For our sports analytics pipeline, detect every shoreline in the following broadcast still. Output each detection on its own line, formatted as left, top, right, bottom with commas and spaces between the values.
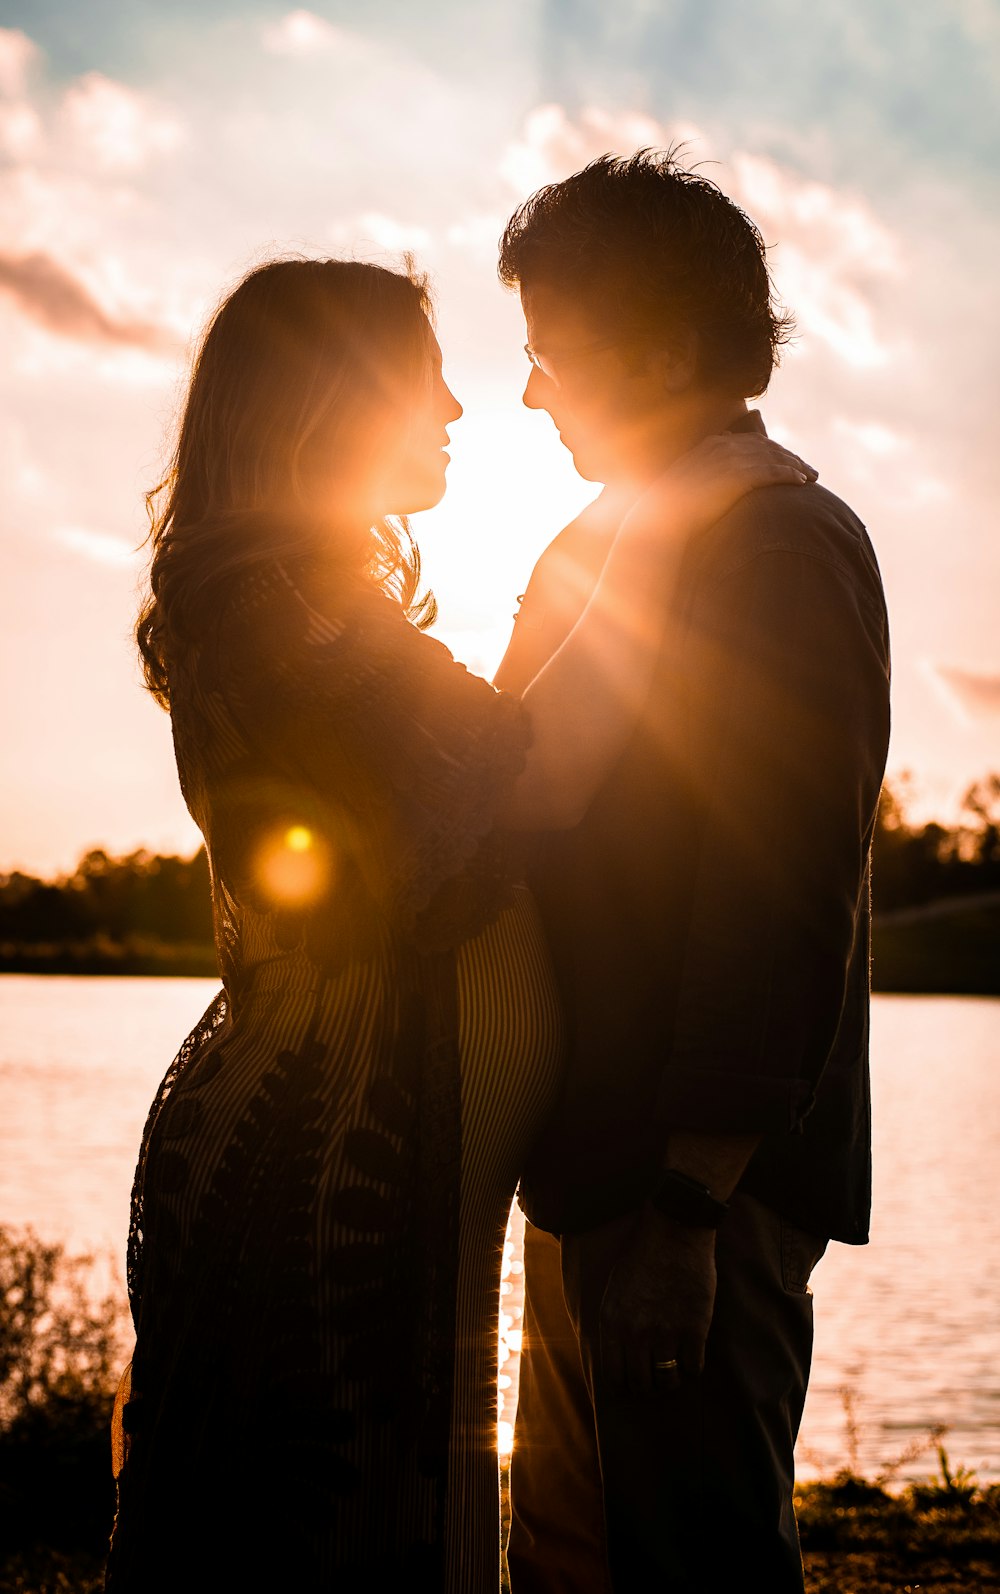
2, 857, 998, 992
3, 899, 999, 997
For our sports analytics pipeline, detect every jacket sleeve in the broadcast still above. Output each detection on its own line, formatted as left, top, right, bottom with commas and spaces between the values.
213, 565, 531, 955
655, 526, 891, 1135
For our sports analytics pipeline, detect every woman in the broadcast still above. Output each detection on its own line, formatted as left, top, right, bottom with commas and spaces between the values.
106, 257, 812, 1593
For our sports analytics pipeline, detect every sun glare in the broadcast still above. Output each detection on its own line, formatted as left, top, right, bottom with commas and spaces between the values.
496, 1210, 525, 1459
412, 401, 596, 674
255, 824, 331, 906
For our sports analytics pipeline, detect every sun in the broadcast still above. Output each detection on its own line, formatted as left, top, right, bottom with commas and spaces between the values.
411, 396, 598, 678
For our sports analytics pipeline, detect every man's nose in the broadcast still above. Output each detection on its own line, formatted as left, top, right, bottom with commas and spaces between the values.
522, 364, 550, 411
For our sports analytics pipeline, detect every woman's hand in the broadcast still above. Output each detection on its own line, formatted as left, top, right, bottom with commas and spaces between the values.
621, 432, 817, 545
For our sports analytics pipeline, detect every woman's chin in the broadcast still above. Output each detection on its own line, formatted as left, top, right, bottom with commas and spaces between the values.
388, 471, 449, 517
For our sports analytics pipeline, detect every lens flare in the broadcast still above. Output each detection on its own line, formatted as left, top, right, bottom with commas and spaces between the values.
254, 824, 331, 906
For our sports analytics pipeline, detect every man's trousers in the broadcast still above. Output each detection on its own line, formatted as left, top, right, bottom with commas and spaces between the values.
507, 1195, 827, 1593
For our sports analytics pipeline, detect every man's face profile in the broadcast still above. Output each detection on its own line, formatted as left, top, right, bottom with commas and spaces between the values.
519, 281, 700, 489
519, 282, 655, 486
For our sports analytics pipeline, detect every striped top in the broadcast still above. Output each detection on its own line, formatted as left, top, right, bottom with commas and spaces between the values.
107, 562, 564, 1592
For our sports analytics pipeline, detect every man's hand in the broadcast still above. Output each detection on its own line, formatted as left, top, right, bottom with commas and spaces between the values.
599, 1206, 717, 1396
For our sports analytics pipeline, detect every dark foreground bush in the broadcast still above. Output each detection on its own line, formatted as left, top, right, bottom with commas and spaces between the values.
797, 1454, 1000, 1557
796, 1456, 1000, 1592
3, 1227, 998, 1591
0, 1548, 106, 1592
0, 1227, 126, 1573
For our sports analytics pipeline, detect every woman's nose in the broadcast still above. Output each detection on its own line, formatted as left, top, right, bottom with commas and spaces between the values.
443, 383, 463, 424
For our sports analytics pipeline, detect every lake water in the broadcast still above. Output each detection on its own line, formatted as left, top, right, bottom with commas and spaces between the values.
1, 977, 998, 1485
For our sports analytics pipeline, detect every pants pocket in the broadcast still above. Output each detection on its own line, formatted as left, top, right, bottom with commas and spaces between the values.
779, 1219, 827, 1295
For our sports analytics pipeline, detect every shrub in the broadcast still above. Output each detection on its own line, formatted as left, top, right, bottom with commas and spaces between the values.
0, 1226, 127, 1557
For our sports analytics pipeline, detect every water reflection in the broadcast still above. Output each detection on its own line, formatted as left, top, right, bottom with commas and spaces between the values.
1, 980, 997, 1482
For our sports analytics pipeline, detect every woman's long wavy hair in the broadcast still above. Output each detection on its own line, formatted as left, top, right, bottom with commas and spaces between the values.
137, 257, 438, 709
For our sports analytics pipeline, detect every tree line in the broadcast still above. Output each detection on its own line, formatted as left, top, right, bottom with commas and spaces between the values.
0, 846, 213, 948
872, 773, 1000, 911
1, 774, 998, 969
0, 848, 214, 972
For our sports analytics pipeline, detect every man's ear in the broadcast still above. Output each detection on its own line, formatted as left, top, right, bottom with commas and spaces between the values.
644, 328, 698, 395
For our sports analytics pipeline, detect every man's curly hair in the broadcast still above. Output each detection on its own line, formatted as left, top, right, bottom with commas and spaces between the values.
498, 148, 794, 399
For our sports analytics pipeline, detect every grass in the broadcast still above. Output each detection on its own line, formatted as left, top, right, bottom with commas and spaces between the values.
796, 1454, 1000, 1592
792, 1385, 1000, 1590
496, 1443, 1000, 1594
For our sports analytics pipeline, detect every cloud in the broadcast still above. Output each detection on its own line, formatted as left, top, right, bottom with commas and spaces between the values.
0, 419, 47, 501
262, 11, 346, 55
0, 100, 42, 158
532, 1, 1000, 196
59, 73, 184, 174
729, 152, 901, 370
732, 154, 900, 277
935, 665, 1000, 718
499, 103, 681, 197
52, 526, 138, 567
0, 27, 37, 99
497, 107, 903, 372
354, 212, 432, 253
445, 214, 505, 263
0, 28, 42, 158
833, 419, 909, 457
952, 0, 1000, 61
0, 250, 183, 355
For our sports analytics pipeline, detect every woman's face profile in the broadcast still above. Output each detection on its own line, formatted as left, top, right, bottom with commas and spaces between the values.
375, 327, 464, 517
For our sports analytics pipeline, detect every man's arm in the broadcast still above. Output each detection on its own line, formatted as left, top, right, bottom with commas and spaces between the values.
600, 497, 890, 1392
598, 1127, 760, 1394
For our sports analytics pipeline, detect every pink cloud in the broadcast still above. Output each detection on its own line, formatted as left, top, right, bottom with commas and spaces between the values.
0, 28, 38, 100
0, 250, 183, 354
262, 11, 346, 54
53, 525, 137, 567
498, 110, 901, 372
499, 104, 677, 197
936, 665, 1000, 718
60, 72, 183, 173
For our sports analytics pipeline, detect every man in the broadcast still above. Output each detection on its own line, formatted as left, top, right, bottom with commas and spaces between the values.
493, 152, 891, 1592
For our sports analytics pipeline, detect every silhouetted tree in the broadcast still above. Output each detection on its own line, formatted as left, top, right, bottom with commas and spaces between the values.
1, 781, 998, 956
961, 775, 1000, 871
0, 1226, 123, 1556
871, 773, 1000, 911
0, 847, 213, 951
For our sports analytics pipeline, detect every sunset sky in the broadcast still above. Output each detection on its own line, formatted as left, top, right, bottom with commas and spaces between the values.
1, 0, 998, 874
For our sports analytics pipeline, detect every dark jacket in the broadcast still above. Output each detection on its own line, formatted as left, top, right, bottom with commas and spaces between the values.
501, 417, 891, 1243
